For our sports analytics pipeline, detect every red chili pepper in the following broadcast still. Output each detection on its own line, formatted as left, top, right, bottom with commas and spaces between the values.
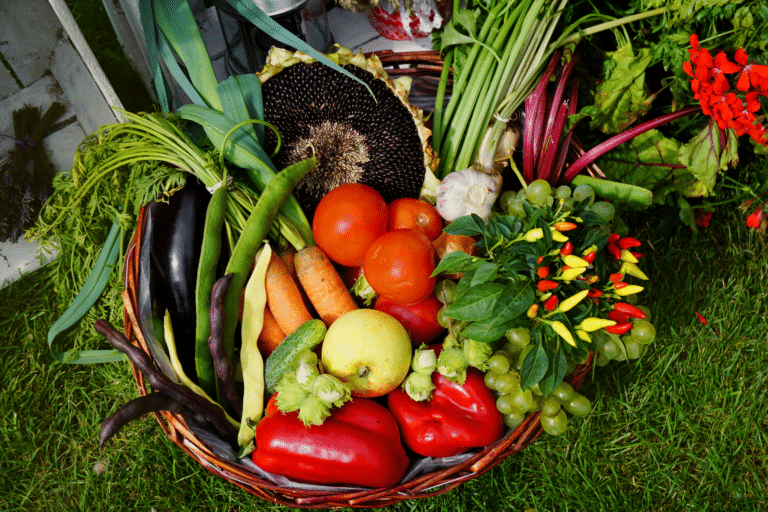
537, 255, 544, 264
614, 302, 647, 319
587, 288, 603, 297
605, 322, 634, 335
608, 310, 629, 322
609, 273, 624, 283
608, 233, 621, 244
607, 243, 621, 259
582, 251, 596, 264
537, 265, 550, 278
537, 280, 559, 292
554, 221, 578, 231
543, 295, 559, 311
613, 281, 628, 289
631, 251, 643, 259
618, 237, 642, 250
560, 241, 574, 256
253, 394, 410, 487
388, 349, 505, 458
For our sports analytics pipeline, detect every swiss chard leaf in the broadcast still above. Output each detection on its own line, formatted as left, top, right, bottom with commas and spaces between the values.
590, 42, 654, 134
677, 120, 739, 197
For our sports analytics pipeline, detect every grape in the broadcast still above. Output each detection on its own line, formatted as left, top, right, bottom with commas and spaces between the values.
541, 397, 562, 417
552, 381, 575, 404
529, 393, 543, 412
494, 373, 519, 394
526, 179, 552, 207
501, 342, 523, 360
517, 189, 527, 201
484, 371, 500, 390
594, 351, 611, 367
561, 197, 575, 212
511, 388, 534, 412
505, 327, 531, 348
487, 354, 511, 374
496, 394, 516, 415
504, 410, 527, 429
507, 199, 527, 218
624, 337, 644, 359
540, 409, 568, 435
572, 184, 595, 206
600, 339, 621, 360
499, 190, 517, 212
590, 201, 616, 222
529, 382, 543, 396
564, 393, 592, 417
555, 185, 572, 199
435, 279, 457, 305
631, 320, 657, 344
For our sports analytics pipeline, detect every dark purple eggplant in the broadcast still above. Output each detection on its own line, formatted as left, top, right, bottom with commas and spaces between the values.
148, 178, 210, 381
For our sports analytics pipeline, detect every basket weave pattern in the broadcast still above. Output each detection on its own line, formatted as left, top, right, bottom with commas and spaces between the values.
119, 204, 594, 508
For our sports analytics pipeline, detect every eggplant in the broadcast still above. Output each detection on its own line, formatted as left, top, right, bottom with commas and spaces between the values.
148, 178, 210, 382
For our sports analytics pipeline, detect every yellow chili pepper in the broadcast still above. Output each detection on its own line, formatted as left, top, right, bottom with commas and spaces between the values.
620, 249, 639, 263
561, 267, 586, 281
621, 261, 649, 280
578, 317, 617, 332
615, 284, 645, 296
551, 321, 577, 347
559, 289, 589, 312
551, 231, 569, 242
525, 228, 544, 242
527, 304, 539, 318
576, 329, 591, 342
562, 254, 590, 268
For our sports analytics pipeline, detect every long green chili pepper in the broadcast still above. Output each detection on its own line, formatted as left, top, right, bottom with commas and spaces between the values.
195, 178, 228, 397
219, 156, 317, 390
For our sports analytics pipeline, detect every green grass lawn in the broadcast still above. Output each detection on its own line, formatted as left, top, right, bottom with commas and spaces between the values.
2, 205, 766, 512
2, 1, 765, 510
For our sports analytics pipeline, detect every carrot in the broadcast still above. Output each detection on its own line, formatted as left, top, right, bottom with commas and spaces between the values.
294, 245, 358, 326
278, 245, 317, 316
265, 251, 314, 335
257, 307, 287, 357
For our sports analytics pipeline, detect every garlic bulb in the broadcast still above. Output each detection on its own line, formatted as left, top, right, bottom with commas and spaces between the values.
435, 167, 502, 222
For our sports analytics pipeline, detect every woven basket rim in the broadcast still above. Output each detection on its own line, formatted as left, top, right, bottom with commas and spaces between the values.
119, 203, 595, 509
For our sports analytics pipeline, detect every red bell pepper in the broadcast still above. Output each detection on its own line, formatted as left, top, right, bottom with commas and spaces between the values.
387, 358, 504, 458
252, 394, 410, 488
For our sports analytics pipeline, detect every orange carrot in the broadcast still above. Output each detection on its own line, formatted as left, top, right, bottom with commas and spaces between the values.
257, 307, 287, 357
294, 245, 358, 326
278, 245, 317, 316
265, 251, 314, 335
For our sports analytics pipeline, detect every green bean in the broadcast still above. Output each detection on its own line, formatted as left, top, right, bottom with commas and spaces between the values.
219, 156, 317, 376
99, 392, 186, 448
195, 178, 228, 397
208, 273, 242, 418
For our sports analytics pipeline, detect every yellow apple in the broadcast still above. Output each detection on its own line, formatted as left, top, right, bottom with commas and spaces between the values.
321, 309, 412, 398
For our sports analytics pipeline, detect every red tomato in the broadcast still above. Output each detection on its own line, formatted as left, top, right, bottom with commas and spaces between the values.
374, 293, 445, 346
312, 184, 388, 267
363, 229, 437, 305
387, 198, 443, 241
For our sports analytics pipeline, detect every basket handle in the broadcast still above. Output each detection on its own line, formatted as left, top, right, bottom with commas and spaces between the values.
46, 219, 127, 364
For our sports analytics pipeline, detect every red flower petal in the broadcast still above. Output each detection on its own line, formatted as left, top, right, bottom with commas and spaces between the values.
714, 52, 742, 74
683, 61, 694, 78
747, 208, 763, 229
734, 48, 748, 66
712, 72, 731, 95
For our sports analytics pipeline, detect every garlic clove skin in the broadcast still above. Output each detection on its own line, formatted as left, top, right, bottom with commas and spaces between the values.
435, 168, 502, 222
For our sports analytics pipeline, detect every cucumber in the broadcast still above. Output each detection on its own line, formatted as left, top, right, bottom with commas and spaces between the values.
264, 319, 326, 394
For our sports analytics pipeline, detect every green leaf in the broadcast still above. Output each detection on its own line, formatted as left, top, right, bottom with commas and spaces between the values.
470, 261, 499, 286
444, 282, 506, 322
431, 250, 478, 277
678, 121, 739, 197
590, 42, 654, 134
461, 317, 517, 343
520, 341, 549, 391
538, 348, 568, 397
443, 214, 486, 236
600, 128, 682, 204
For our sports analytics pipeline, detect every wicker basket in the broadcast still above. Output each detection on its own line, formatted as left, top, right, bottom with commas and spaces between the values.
119, 202, 595, 509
